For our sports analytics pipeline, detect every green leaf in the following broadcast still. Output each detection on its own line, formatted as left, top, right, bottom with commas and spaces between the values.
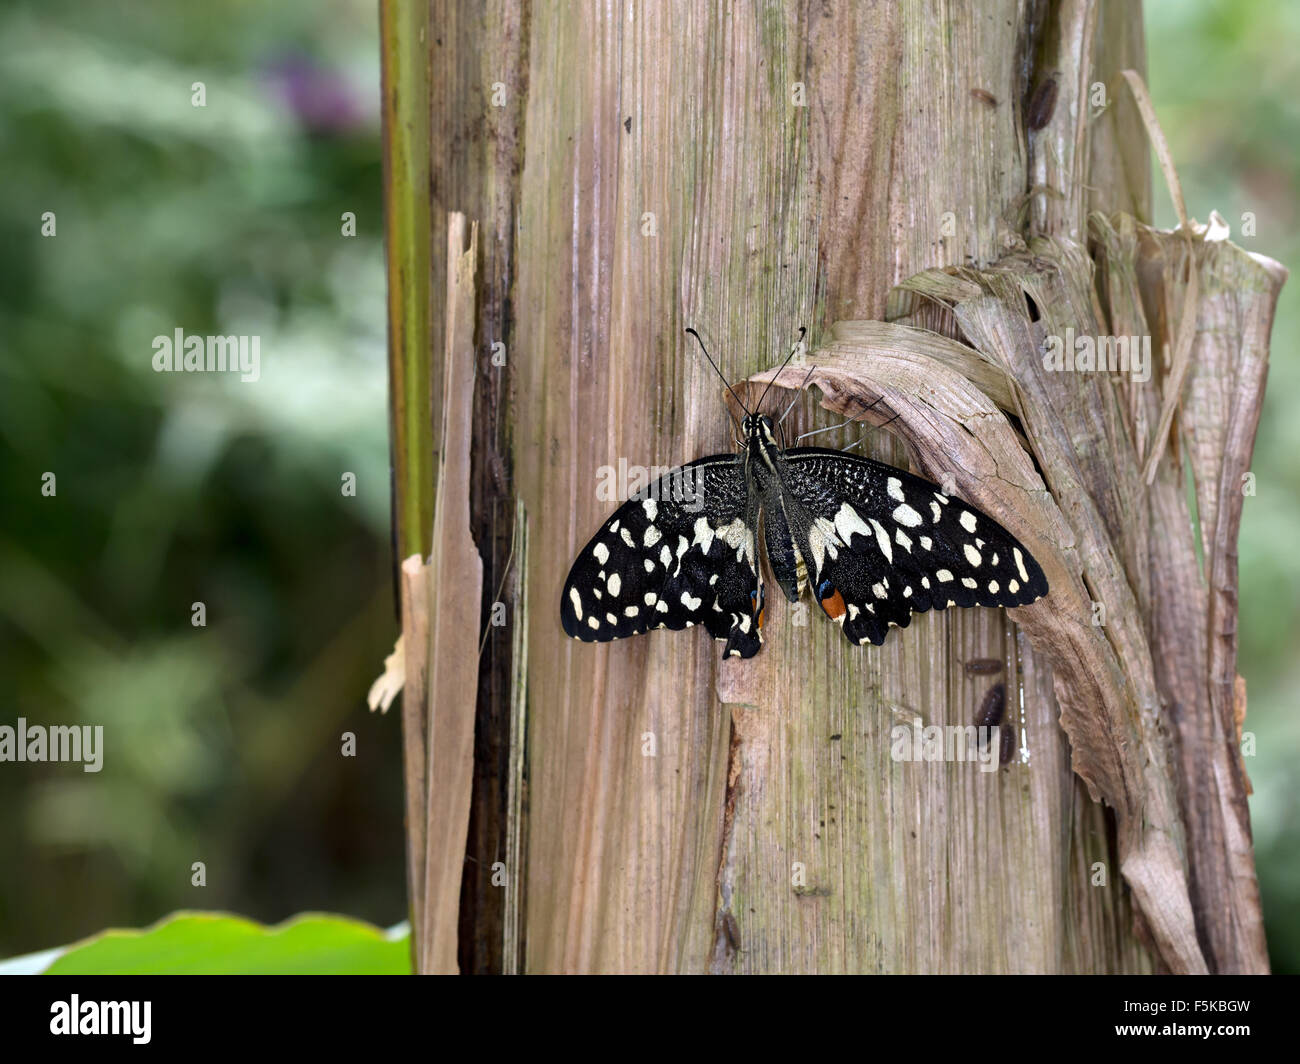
42, 911, 411, 975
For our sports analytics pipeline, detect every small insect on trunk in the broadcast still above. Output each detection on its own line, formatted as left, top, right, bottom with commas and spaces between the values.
999, 720, 1018, 766
974, 681, 1006, 751
964, 657, 1004, 676
721, 911, 742, 955
1026, 73, 1059, 130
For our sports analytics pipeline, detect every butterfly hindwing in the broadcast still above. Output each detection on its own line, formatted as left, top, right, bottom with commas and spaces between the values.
560, 456, 766, 658
778, 448, 1049, 646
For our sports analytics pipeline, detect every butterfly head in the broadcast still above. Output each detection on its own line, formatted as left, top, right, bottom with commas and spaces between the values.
741, 413, 776, 442
741, 412, 781, 472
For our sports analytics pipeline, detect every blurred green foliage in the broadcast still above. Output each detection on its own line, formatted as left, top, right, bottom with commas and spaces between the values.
0, 0, 404, 956
1147, 0, 1300, 973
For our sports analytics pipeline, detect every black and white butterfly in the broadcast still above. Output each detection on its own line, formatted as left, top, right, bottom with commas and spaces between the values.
560, 330, 1049, 660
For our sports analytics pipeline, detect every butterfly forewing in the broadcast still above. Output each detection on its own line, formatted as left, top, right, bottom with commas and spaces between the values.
778, 448, 1049, 646
560, 456, 767, 658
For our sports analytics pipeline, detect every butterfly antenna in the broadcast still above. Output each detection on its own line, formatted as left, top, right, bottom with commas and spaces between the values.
685, 328, 748, 419
756, 326, 807, 415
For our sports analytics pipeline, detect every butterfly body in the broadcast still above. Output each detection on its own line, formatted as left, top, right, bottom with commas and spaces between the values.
561, 411, 1048, 660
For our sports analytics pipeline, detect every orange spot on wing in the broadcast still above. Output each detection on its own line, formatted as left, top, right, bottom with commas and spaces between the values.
756, 606, 765, 630
819, 587, 846, 621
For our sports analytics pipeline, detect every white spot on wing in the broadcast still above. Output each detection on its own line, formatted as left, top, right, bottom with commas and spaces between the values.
673, 536, 689, 575
1014, 548, 1029, 582
642, 498, 657, 521
868, 517, 893, 563
607, 573, 621, 597
643, 524, 662, 548
887, 477, 905, 502
892, 503, 923, 528
569, 588, 583, 620
718, 518, 746, 547
693, 517, 715, 556
895, 529, 912, 552
963, 544, 982, 568
809, 519, 841, 572
959, 511, 977, 534
620, 527, 635, 548
807, 523, 828, 574
718, 518, 755, 566
937, 569, 954, 582
680, 592, 702, 611
593, 543, 609, 565
834, 502, 871, 546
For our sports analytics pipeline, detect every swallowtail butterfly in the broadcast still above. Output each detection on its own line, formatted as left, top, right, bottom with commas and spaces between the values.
560, 330, 1049, 659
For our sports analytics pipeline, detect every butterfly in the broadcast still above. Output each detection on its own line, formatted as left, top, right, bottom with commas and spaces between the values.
560, 329, 1049, 659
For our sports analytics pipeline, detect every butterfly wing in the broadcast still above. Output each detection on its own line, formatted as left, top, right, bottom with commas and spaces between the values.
777, 448, 1049, 646
560, 455, 767, 659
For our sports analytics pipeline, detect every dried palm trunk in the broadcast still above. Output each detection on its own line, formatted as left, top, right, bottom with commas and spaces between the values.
381, 0, 1280, 973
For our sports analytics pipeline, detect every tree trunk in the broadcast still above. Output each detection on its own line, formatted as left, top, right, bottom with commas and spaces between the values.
382, 0, 1279, 973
